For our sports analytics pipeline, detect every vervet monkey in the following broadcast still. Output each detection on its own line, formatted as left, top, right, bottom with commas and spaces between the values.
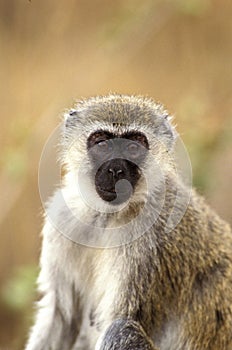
25, 94, 232, 350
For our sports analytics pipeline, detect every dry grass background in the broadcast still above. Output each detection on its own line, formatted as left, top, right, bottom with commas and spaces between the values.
0, 0, 232, 348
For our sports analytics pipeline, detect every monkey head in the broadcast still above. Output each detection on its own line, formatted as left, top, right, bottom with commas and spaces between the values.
62, 94, 176, 209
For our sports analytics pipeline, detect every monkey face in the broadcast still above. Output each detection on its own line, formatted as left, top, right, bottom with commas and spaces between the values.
87, 131, 149, 204
63, 95, 177, 212
40, 95, 191, 246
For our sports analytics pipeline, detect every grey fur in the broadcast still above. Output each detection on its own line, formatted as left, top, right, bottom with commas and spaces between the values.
25, 94, 232, 350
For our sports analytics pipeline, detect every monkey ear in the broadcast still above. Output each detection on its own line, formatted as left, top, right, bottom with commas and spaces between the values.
158, 117, 177, 151
64, 109, 78, 129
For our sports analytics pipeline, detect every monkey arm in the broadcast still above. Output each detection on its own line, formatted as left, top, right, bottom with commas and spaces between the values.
25, 220, 81, 350
25, 289, 75, 350
96, 319, 159, 350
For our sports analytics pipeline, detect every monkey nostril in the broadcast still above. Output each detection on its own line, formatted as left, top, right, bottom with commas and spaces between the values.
108, 168, 115, 176
108, 168, 123, 177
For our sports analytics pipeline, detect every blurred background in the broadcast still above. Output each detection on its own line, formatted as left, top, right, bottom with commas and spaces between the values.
0, 0, 232, 348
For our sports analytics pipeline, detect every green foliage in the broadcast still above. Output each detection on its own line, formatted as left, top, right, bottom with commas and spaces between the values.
171, 0, 211, 16
1, 265, 38, 312
1, 148, 28, 181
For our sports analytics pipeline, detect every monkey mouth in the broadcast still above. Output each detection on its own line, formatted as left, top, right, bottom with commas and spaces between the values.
96, 180, 133, 204
96, 186, 117, 202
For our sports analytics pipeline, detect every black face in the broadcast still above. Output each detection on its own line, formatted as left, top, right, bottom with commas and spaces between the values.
87, 130, 149, 204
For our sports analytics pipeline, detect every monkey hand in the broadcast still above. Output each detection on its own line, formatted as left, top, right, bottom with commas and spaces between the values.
96, 319, 159, 350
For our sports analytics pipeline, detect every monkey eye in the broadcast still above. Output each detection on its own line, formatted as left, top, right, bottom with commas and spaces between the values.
96, 140, 110, 150
126, 142, 142, 159
91, 140, 113, 158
